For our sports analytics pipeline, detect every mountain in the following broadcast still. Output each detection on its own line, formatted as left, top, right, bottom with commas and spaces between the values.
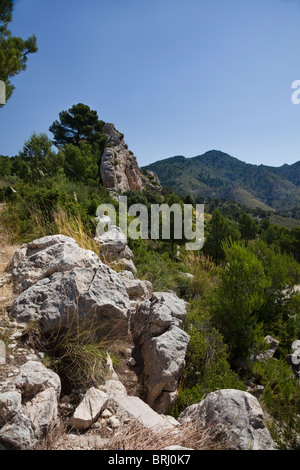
142, 151, 300, 215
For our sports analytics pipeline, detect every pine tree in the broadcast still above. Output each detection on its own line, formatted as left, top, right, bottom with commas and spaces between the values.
238, 212, 257, 246
204, 209, 240, 262
49, 103, 106, 150
211, 243, 269, 365
0, 0, 38, 103
49, 103, 108, 182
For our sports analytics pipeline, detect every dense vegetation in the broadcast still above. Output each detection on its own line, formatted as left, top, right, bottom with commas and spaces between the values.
0, 104, 114, 241
0, 103, 300, 449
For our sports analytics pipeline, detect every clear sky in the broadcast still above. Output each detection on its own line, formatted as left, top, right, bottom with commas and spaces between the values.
1, 0, 300, 167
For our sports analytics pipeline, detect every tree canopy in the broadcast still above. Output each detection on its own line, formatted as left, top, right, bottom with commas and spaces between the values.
0, 0, 38, 103
48, 103, 108, 183
211, 242, 268, 364
49, 103, 106, 150
238, 212, 257, 246
203, 209, 240, 262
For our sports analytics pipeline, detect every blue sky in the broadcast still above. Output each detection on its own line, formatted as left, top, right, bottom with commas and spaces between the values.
1, 0, 300, 167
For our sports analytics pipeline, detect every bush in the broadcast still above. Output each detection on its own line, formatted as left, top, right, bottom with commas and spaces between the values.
0, 178, 115, 243
252, 358, 300, 449
210, 242, 268, 365
0, 155, 12, 177
176, 251, 220, 301
172, 301, 245, 416
130, 239, 178, 291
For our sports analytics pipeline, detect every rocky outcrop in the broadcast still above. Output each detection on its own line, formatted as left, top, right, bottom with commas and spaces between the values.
7, 235, 188, 420
178, 389, 276, 450
69, 353, 178, 433
99, 123, 161, 195
0, 361, 61, 449
11, 235, 100, 294
132, 292, 190, 413
95, 224, 137, 276
98, 378, 178, 431
141, 170, 162, 193
100, 123, 144, 193
256, 335, 280, 362
118, 270, 152, 314
1, 234, 279, 450
10, 235, 131, 335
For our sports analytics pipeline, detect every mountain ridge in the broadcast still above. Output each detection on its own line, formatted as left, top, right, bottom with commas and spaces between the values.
142, 151, 300, 216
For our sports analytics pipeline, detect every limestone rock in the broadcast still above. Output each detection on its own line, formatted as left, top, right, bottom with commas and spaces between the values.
0, 361, 61, 449
11, 235, 99, 294
10, 236, 131, 334
70, 388, 109, 431
22, 388, 60, 436
292, 340, 300, 352
143, 326, 190, 412
95, 225, 137, 276
132, 292, 189, 413
0, 391, 22, 426
256, 335, 279, 361
0, 412, 35, 449
141, 170, 162, 193
286, 339, 300, 378
99, 379, 178, 430
119, 275, 151, 301
14, 361, 61, 399
178, 389, 276, 450
100, 123, 144, 193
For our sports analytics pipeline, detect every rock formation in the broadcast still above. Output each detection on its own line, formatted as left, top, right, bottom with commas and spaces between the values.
0, 361, 61, 449
100, 123, 144, 193
178, 389, 276, 450
95, 224, 137, 276
99, 123, 161, 195
286, 340, 300, 378
132, 292, 190, 413
256, 335, 280, 362
10, 235, 131, 336
0, 233, 277, 450
140, 170, 162, 193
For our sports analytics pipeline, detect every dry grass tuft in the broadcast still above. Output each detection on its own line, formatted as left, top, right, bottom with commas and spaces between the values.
53, 208, 121, 270
22, 313, 130, 393
182, 251, 220, 296
101, 421, 229, 451
53, 209, 101, 256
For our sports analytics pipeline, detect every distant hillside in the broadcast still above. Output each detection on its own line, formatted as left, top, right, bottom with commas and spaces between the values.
143, 151, 300, 216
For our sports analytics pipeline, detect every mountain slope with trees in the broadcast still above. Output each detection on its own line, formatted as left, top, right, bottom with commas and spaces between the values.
143, 151, 300, 217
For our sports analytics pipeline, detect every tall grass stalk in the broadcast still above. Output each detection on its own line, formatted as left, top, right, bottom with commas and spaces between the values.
53, 209, 100, 256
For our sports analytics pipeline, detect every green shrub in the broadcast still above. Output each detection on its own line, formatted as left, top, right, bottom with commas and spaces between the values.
0, 177, 115, 243
130, 239, 178, 291
172, 302, 245, 416
210, 242, 268, 365
0, 155, 12, 177
252, 358, 300, 449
